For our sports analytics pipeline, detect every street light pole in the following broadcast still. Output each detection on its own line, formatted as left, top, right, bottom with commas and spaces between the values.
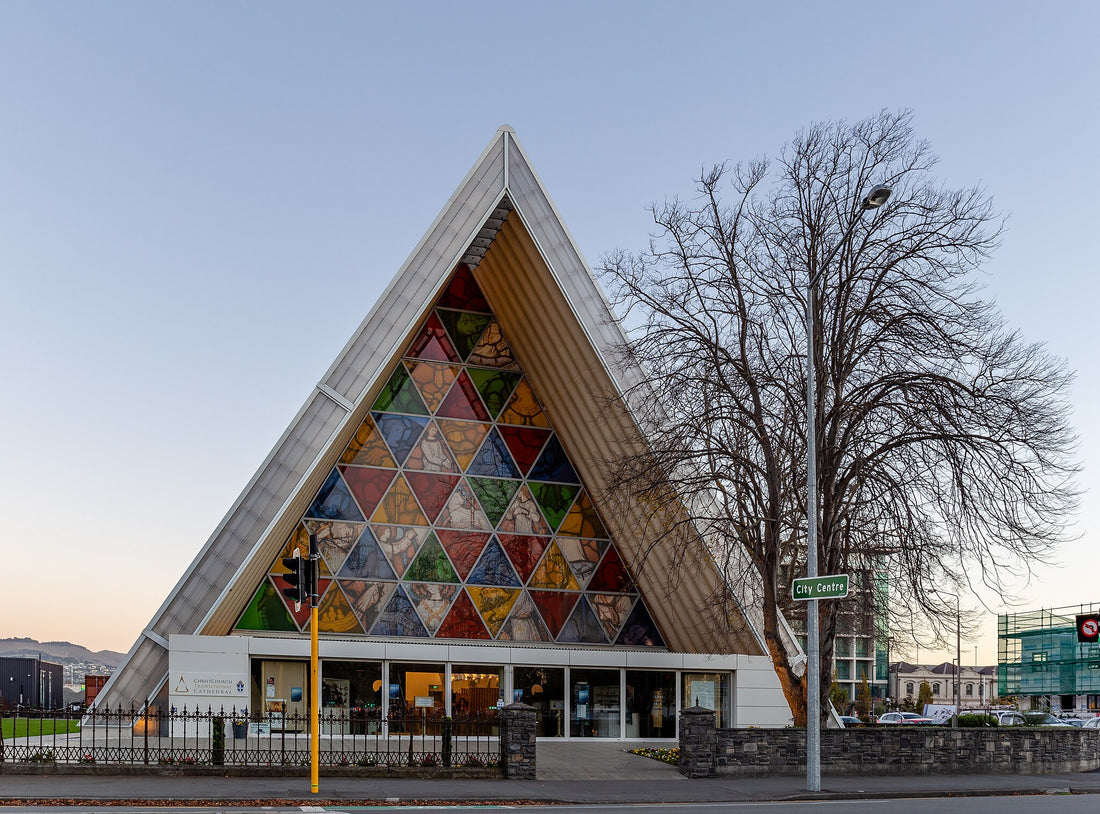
805, 185, 891, 792
941, 591, 962, 727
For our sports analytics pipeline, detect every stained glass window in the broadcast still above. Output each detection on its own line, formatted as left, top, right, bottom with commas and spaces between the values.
235, 266, 664, 648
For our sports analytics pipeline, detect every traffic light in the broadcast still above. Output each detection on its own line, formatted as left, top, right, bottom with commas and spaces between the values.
281, 550, 312, 612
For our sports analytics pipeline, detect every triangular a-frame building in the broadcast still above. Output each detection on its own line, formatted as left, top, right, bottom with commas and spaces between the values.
96, 127, 791, 734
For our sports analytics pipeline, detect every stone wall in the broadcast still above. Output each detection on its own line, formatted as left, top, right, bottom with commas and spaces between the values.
704, 727, 1100, 777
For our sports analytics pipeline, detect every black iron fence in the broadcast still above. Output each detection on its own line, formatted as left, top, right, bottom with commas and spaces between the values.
0, 705, 503, 771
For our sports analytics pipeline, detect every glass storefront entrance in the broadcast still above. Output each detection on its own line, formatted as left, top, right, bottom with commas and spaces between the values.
570, 668, 620, 737
683, 671, 731, 727
322, 660, 382, 734
388, 662, 445, 731
515, 666, 565, 737
249, 656, 732, 738
626, 670, 676, 738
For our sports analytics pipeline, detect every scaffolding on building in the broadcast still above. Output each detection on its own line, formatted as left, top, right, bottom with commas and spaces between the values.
997, 603, 1100, 700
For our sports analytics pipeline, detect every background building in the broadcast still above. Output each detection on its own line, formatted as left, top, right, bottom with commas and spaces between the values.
889, 661, 996, 709
998, 603, 1100, 713
0, 656, 64, 709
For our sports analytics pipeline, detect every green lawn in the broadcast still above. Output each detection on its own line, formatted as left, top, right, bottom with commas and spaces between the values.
1, 718, 81, 739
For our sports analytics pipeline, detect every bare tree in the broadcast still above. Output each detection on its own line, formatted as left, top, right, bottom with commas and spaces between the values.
599, 110, 1077, 725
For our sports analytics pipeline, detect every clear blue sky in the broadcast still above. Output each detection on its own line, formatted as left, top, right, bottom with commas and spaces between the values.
2, 1, 1096, 663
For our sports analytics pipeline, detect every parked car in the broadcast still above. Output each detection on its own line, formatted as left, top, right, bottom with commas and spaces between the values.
1022, 712, 1075, 727
877, 711, 935, 725
839, 715, 863, 727
996, 711, 1075, 727
1063, 718, 1086, 727
1082, 717, 1100, 729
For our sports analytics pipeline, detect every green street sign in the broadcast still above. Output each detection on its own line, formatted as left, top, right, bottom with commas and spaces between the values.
791, 574, 849, 601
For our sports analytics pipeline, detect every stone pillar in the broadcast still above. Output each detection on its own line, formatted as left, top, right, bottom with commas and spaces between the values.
499, 702, 537, 780
678, 706, 717, 778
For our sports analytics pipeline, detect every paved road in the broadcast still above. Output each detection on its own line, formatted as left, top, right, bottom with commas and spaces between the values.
0, 740, 1097, 807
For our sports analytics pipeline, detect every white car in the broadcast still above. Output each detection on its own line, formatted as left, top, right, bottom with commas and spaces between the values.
878, 711, 935, 725
1082, 717, 1100, 729
996, 711, 1026, 726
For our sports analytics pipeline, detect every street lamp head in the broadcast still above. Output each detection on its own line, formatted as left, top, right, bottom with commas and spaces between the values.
862, 185, 892, 210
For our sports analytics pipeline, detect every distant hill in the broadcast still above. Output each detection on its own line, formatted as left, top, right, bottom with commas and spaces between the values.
0, 637, 125, 670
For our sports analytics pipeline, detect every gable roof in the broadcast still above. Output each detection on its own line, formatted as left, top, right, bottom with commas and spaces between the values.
95, 127, 767, 710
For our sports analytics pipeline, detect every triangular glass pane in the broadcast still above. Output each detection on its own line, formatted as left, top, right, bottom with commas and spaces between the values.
588, 545, 635, 593
557, 537, 610, 589
341, 579, 397, 633
304, 520, 363, 575
340, 466, 397, 520
496, 592, 553, 642
404, 421, 459, 473
371, 474, 429, 526
370, 584, 428, 637
497, 484, 552, 535
466, 319, 519, 369
371, 365, 429, 415
437, 309, 492, 361
557, 490, 608, 538
435, 479, 492, 531
528, 541, 580, 590
468, 477, 521, 528
317, 583, 366, 634
403, 360, 460, 413
497, 533, 550, 584
405, 472, 460, 523
435, 529, 490, 580
588, 593, 635, 640
529, 590, 580, 639
372, 413, 430, 466
557, 595, 608, 644
405, 311, 461, 363
467, 586, 520, 637
438, 420, 491, 470
615, 599, 665, 647
403, 533, 460, 583
305, 469, 365, 522
435, 370, 491, 421
371, 524, 431, 578
498, 378, 551, 427
338, 527, 397, 580
236, 579, 298, 632
467, 427, 520, 478
271, 523, 310, 572
466, 537, 521, 587
467, 368, 521, 419
339, 415, 397, 468
436, 589, 491, 639
406, 582, 461, 635
528, 483, 580, 532
498, 426, 551, 476
528, 435, 580, 484
435, 264, 491, 312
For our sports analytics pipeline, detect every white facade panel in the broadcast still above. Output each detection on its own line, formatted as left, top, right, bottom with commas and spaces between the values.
626, 651, 684, 669
385, 642, 447, 663
511, 647, 570, 666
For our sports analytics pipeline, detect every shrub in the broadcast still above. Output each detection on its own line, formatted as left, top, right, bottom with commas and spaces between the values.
958, 713, 998, 727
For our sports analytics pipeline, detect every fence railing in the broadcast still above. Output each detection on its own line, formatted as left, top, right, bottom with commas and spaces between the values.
0, 705, 503, 771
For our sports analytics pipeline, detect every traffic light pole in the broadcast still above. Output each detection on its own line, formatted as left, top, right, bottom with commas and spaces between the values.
309, 533, 319, 795
310, 602, 319, 793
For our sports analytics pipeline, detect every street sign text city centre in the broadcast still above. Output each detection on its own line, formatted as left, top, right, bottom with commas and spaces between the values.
791, 574, 849, 601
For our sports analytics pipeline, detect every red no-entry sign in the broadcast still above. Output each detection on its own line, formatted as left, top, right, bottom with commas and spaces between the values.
1077, 614, 1099, 643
